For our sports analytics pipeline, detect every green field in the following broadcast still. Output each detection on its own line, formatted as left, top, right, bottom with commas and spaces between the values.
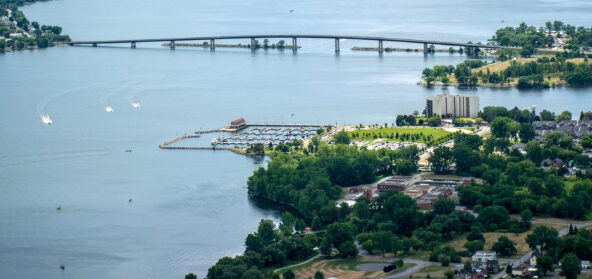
348, 127, 451, 144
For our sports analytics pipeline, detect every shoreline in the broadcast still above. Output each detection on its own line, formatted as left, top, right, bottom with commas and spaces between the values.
416, 80, 570, 89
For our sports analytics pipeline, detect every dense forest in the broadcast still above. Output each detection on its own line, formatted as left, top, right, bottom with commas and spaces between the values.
247, 143, 420, 218
0, 0, 69, 51
489, 21, 592, 54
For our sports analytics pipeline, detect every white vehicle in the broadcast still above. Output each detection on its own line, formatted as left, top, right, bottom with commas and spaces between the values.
39, 114, 52, 125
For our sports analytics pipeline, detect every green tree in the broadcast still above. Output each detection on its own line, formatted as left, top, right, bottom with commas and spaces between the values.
536, 255, 555, 275
520, 209, 533, 230
560, 253, 581, 279
372, 231, 393, 256
433, 198, 456, 215
257, 219, 278, 245
491, 236, 517, 256
185, 273, 197, 279
579, 135, 592, 149
526, 226, 559, 255
428, 146, 453, 174
325, 222, 354, 247
314, 271, 325, 279
467, 226, 485, 242
295, 219, 306, 232
282, 269, 296, 279
311, 216, 323, 231
519, 123, 535, 143
333, 131, 350, 145
464, 240, 484, 254
491, 117, 519, 138
338, 241, 358, 258
556, 111, 572, 122
478, 205, 509, 230
540, 110, 556, 121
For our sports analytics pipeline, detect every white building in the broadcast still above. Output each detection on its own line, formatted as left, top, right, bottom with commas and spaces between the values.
472, 251, 496, 263
426, 93, 479, 118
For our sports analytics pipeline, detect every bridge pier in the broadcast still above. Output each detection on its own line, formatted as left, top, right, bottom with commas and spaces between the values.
92, 43, 97, 47
170, 41, 175, 50
210, 39, 215, 50
335, 38, 340, 52
423, 43, 428, 53
467, 46, 474, 56
131, 42, 136, 48
292, 37, 297, 52
378, 40, 383, 54
251, 38, 256, 50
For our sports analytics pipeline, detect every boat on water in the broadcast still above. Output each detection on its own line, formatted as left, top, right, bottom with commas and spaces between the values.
105, 106, 114, 112
131, 102, 140, 109
40, 114, 52, 125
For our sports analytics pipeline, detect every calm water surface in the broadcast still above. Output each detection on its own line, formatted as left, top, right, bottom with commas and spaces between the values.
2, 0, 592, 278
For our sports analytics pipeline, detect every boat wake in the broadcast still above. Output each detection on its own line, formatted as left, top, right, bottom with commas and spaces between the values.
39, 114, 53, 125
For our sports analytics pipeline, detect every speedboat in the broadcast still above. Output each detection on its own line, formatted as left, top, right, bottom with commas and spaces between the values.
40, 114, 53, 125
105, 106, 114, 112
131, 102, 140, 109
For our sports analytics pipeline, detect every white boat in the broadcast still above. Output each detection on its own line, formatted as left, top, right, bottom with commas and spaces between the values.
105, 106, 114, 112
131, 102, 141, 109
39, 114, 52, 125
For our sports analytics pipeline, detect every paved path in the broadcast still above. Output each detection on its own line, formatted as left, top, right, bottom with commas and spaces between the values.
273, 253, 321, 274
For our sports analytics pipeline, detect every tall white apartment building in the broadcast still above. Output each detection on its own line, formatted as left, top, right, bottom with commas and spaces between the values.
426, 94, 479, 118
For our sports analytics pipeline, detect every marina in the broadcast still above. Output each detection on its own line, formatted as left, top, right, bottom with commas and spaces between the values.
159, 119, 329, 150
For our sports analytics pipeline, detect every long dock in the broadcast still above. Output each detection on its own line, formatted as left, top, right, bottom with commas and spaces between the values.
247, 123, 327, 127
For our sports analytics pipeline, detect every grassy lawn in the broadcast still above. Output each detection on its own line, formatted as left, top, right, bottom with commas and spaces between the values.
348, 127, 451, 143
445, 223, 571, 260
418, 265, 451, 273
413, 265, 455, 279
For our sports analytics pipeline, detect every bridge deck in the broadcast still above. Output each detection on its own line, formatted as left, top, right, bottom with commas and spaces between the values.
69, 34, 516, 49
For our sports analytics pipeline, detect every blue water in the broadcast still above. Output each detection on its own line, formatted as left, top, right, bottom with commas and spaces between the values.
1, 0, 592, 278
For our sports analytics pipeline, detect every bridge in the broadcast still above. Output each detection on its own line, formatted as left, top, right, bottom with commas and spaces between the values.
68, 34, 518, 55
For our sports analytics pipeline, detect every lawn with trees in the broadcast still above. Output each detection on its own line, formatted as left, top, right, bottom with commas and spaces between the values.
348, 126, 452, 145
